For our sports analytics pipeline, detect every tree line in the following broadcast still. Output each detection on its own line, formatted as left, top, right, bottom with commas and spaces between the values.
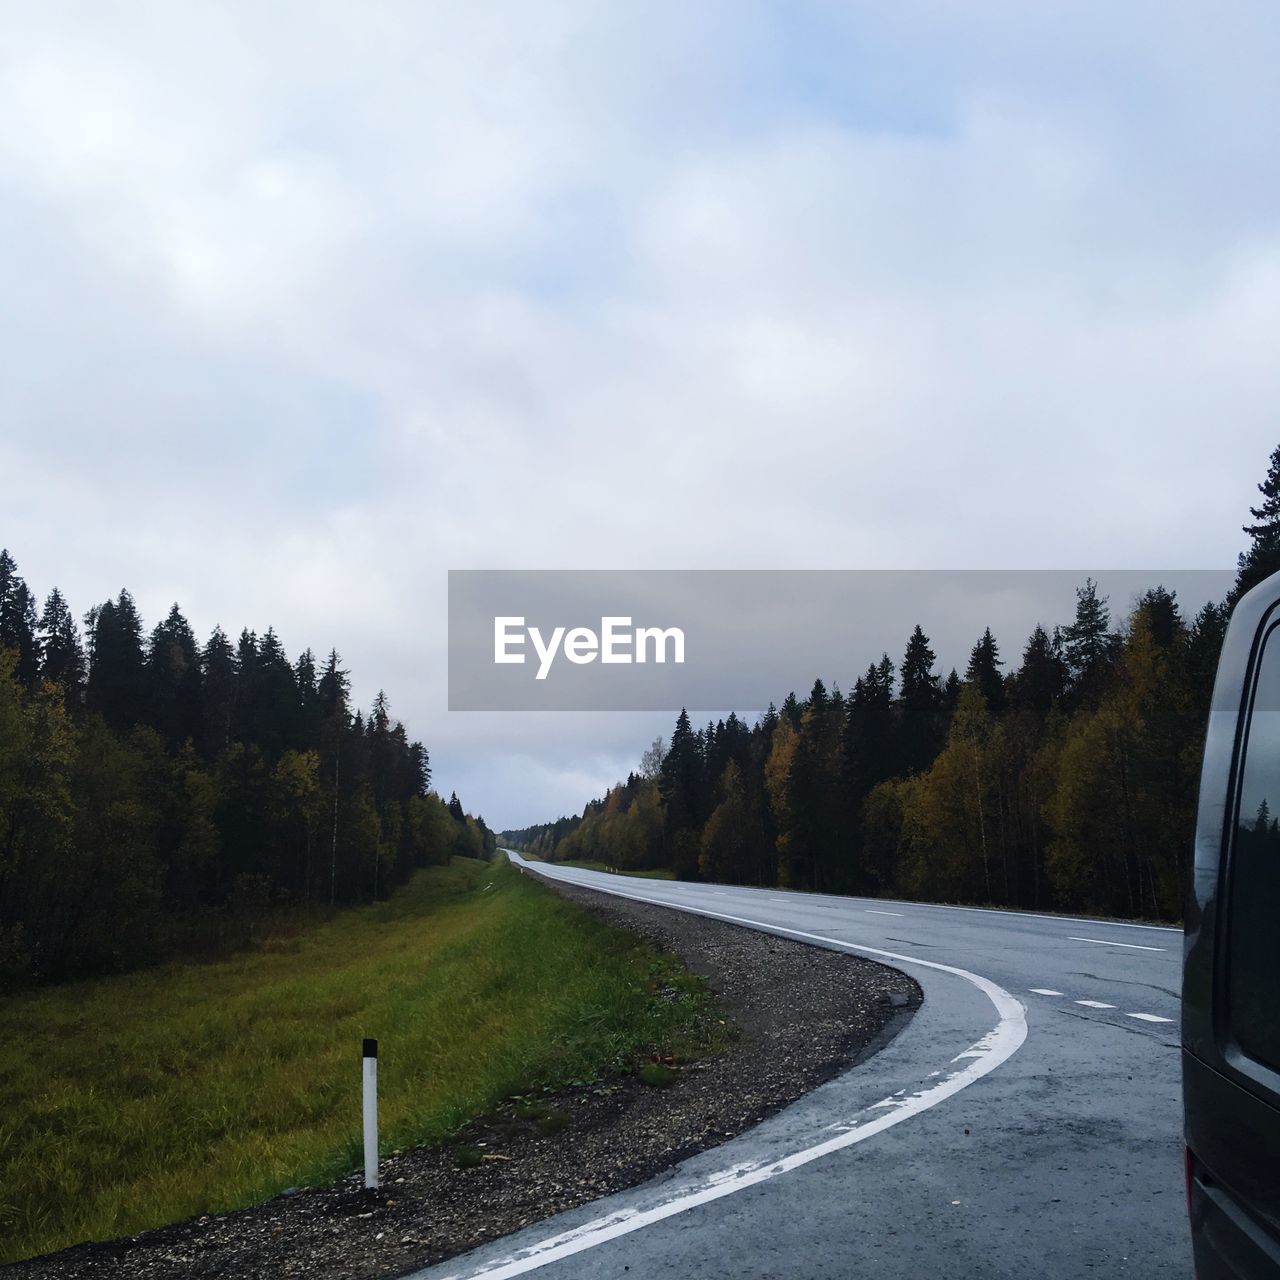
504, 447, 1280, 923
0, 555, 493, 986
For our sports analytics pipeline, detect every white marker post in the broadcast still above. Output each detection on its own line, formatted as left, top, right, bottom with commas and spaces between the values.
362, 1038, 379, 1189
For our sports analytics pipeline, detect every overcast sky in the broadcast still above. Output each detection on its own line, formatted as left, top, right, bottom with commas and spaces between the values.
2, 2, 1278, 829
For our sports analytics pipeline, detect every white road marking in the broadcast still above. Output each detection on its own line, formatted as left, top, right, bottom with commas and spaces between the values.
440, 857, 1030, 1280
866, 909, 903, 916
891, 903, 1181, 934
1075, 1000, 1116, 1009
1128, 1012, 1174, 1023
1067, 936, 1166, 952
570, 873, 1181, 932
1029, 988, 1064, 996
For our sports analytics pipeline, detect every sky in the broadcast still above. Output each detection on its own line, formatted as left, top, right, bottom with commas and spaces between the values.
1, 2, 1278, 829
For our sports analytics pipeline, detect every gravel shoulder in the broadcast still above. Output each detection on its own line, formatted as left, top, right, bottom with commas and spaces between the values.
6, 874, 920, 1280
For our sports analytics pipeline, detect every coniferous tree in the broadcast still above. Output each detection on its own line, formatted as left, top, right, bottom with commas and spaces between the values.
37, 588, 85, 706
1186, 602, 1229, 717
1061, 578, 1115, 708
658, 710, 699, 831
0, 566, 453, 985
966, 628, 1005, 715
246, 628, 298, 758
659, 709, 704, 877
941, 668, 962, 717
84, 590, 146, 733
1008, 624, 1065, 717
899, 625, 942, 774
0, 551, 40, 687
146, 604, 201, 749
294, 648, 319, 746
198, 627, 237, 759
408, 742, 431, 795
1232, 444, 1280, 605
317, 649, 350, 722
232, 629, 260, 746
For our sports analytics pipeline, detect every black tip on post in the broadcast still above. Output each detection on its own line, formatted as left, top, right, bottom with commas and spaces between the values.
363, 1038, 378, 1059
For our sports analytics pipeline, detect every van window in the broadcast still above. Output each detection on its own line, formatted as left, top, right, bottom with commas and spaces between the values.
1231, 625, 1280, 1070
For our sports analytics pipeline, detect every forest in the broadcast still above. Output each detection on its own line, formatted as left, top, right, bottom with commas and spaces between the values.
503, 448, 1280, 923
0, 558, 493, 987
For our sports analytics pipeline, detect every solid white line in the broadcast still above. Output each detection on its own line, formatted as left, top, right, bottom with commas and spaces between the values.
1067, 936, 1166, 952
1075, 1000, 1116, 1009
536, 861, 1183, 933
866, 909, 903, 916
1128, 1012, 1174, 1023
1029, 988, 1063, 996
433, 857, 1027, 1280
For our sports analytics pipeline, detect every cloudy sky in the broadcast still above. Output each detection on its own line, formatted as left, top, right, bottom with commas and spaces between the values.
2, 2, 1277, 829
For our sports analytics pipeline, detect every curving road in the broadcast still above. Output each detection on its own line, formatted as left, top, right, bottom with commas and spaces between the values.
402, 853, 1188, 1280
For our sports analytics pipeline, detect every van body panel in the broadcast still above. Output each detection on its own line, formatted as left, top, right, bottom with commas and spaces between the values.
1185, 574, 1280, 1276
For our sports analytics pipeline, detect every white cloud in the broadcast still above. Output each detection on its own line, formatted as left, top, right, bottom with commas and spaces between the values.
1, 2, 1277, 825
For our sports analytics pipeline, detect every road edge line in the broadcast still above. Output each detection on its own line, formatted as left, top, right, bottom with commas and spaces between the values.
406, 858, 1028, 1280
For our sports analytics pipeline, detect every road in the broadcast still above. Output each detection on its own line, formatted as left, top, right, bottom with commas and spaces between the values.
403, 854, 1188, 1280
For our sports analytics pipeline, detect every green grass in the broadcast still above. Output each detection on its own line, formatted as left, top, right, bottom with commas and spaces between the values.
0, 858, 715, 1263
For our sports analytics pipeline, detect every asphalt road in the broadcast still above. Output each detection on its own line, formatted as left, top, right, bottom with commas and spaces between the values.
403, 854, 1188, 1280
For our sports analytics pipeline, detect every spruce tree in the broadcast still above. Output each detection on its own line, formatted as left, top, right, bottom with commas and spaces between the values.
408, 741, 431, 795
1186, 602, 1229, 712
0, 550, 40, 686
1009, 624, 1065, 717
1061, 579, 1115, 706
199, 626, 237, 758
146, 603, 201, 748
317, 650, 350, 721
84, 590, 146, 732
780, 691, 802, 729
1134, 587, 1182, 649
807, 678, 829, 717
255, 628, 297, 756
659, 708, 704, 838
941, 667, 962, 715
37, 587, 85, 705
838, 658, 898, 890
368, 691, 394, 804
966, 627, 1005, 715
1232, 444, 1280, 604
232, 629, 260, 745
295, 648, 319, 745
900, 625, 942, 773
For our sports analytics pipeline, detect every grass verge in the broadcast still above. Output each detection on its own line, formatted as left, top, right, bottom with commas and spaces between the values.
0, 857, 715, 1264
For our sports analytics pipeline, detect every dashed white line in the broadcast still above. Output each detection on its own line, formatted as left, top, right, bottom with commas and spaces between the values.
1067, 936, 1167, 952
1075, 1000, 1116, 1009
866, 909, 903, 917
1029, 988, 1064, 996
1128, 1012, 1174, 1023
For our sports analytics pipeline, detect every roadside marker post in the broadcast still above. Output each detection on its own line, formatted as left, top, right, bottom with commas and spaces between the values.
363, 1038, 379, 1189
